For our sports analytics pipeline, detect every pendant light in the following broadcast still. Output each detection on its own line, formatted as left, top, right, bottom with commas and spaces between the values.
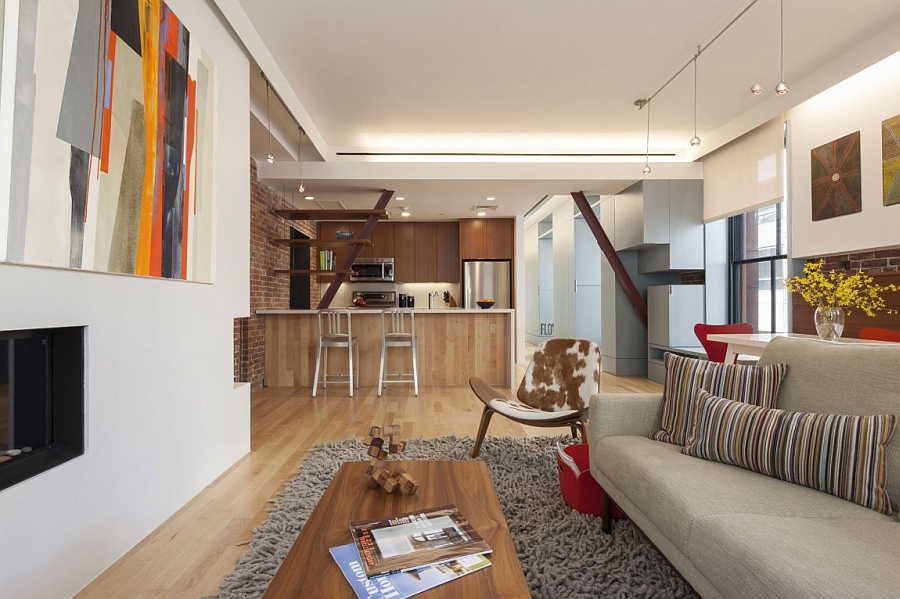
775, 0, 789, 95
297, 125, 305, 194
750, 82, 763, 95
690, 48, 701, 147
265, 81, 275, 163
642, 100, 651, 175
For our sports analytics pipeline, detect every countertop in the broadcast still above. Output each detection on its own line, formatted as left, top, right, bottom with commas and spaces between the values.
256, 308, 515, 315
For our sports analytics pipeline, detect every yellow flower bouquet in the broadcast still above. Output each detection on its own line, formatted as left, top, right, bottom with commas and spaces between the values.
784, 260, 898, 340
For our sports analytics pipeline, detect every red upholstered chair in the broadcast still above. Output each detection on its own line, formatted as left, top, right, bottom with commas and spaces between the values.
693, 322, 754, 363
859, 327, 900, 342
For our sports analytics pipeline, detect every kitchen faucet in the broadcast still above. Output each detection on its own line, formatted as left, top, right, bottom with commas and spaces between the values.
428, 291, 440, 309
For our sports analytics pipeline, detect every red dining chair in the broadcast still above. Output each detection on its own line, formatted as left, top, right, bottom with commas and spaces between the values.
859, 327, 900, 342
694, 322, 754, 363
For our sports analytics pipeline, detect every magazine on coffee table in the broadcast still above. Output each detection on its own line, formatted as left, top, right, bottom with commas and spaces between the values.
329, 543, 491, 598
349, 504, 492, 577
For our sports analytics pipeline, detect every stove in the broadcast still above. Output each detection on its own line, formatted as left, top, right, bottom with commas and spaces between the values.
351, 290, 396, 308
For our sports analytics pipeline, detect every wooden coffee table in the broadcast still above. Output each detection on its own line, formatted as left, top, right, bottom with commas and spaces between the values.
262, 460, 530, 598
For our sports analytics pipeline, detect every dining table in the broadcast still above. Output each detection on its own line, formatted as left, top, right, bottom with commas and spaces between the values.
707, 332, 894, 364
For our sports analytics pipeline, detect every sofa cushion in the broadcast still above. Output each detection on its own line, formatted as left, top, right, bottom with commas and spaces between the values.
649, 353, 788, 445
688, 513, 899, 599
683, 391, 898, 514
757, 336, 900, 512
592, 435, 886, 555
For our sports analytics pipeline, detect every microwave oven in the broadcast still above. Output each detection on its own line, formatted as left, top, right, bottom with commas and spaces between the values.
350, 258, 394, 283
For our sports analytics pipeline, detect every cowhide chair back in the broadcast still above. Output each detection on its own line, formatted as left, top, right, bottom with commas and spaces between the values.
469, 338, 601, 457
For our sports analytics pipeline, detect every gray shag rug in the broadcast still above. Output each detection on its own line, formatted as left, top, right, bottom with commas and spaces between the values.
207, 435, 696, 599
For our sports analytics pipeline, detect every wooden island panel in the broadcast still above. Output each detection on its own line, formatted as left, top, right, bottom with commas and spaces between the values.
263, 310, 512, 389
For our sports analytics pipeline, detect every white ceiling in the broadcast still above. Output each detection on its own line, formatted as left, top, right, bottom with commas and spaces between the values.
216, 0, 900, 220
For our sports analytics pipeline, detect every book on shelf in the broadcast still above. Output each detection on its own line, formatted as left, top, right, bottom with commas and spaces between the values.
329, 543, 491, 599
349, 504, 492, 578
318, 249, 336, 270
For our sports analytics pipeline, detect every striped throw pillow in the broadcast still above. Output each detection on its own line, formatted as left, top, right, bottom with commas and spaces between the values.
649, 353, 788, 446
684, 390, 898, 514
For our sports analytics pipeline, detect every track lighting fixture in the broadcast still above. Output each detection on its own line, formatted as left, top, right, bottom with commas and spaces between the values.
776, 0, 789, 95
690, 49, 701, 147
265, 80, 275, 163
641, 99, 651, 175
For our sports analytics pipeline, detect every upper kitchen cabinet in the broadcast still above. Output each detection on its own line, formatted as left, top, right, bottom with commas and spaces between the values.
413, 222, 437, 282
359, 222, 395, 259
613, 180, 704, 273
392, 222, 416, 282
434, 222, 460, 283
460, 218, 514, 259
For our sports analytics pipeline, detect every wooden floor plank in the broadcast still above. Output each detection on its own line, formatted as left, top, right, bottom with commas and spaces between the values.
75, 372, 661, 598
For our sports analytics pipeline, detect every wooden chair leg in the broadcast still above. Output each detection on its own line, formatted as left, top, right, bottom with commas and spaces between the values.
471, 406, 495, 458
573, 420, 586, 442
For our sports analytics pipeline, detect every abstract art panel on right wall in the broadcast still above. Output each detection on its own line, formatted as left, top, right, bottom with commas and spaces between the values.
810, 131, 862, 221
883, 114, 900, 206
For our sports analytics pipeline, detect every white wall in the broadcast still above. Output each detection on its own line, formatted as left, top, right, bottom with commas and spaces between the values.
0, 1, 251, 597
789, 50, 900, 258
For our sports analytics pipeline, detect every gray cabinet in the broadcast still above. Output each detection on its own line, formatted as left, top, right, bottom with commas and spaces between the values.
647, 284, 706, 383
613, 180, 705, 273
614, 180, 670, 251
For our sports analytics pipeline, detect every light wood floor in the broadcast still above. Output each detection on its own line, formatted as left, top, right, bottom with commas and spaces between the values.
75, 374, 661, 598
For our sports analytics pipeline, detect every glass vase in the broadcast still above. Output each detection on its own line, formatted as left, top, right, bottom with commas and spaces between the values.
814, 306, 845, 342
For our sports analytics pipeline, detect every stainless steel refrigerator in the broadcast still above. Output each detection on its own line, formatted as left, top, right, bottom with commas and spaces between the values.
462, 259, 512, 309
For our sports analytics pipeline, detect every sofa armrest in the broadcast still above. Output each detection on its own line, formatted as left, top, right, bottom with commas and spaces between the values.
588, 393, 664, 442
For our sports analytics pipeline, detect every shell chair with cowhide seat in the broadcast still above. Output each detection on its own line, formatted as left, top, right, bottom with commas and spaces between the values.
469, 338, 601, 458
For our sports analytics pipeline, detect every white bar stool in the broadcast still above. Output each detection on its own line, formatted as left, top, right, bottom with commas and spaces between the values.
378, 308, 418, 396
312, 309, 359, 397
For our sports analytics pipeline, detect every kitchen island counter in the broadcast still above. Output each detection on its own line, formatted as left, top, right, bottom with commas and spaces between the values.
258, 309, 514, 389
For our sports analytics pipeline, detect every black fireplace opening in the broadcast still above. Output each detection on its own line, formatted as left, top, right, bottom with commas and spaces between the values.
0, 326, 85, 492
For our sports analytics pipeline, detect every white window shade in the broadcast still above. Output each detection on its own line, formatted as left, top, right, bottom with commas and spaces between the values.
702, 117, 785, 223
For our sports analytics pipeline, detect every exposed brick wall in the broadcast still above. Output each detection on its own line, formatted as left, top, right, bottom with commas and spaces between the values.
233, 159, 316, 389
793, 246, 900, 336
679, 270, 706, 285
816, 246, 900, 274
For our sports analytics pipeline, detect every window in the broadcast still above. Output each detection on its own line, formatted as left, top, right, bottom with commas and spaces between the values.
728, 203, 788, 333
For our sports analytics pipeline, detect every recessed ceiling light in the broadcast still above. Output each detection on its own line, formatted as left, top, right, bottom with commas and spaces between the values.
401, 209, 411, 217
486, 197, 496, 201
304, 196, 315, 200
396, 196, 405, 201
477, 211, 487, 216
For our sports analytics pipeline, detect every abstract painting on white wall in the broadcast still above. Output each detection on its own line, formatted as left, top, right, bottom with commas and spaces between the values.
810, 131, 861, 222
883, 113, 900, 207
5, 0, 216, 282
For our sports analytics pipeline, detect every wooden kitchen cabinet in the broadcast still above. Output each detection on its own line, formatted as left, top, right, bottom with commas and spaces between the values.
460, 218, 513, 259
359, 222, 394, 259
435, 222, 460, 283
484, 218, 514, 260
413, 222, 437, 282
320, 220, 460, 283
459, 219, 486, 259
393, 222, 416, 282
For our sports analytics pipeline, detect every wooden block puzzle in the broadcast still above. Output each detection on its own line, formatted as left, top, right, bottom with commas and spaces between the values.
362, 422, 418, 495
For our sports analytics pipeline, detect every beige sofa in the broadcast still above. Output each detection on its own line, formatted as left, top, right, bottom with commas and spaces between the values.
588, 336, 900, 599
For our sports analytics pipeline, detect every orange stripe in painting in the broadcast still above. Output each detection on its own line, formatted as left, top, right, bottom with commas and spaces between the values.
182, 76, 197, 279
136, 0, 161, 276
100, 31, 117, 174
163, 8, 180, 59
